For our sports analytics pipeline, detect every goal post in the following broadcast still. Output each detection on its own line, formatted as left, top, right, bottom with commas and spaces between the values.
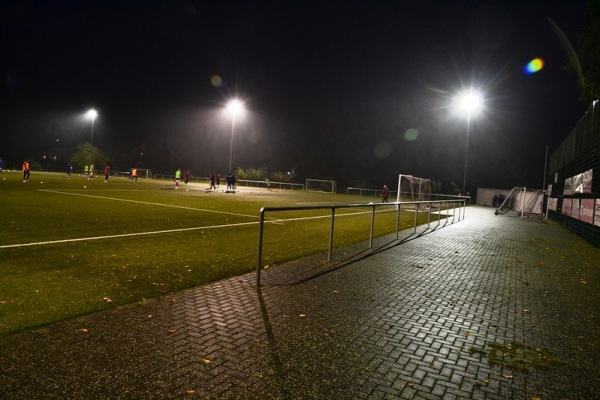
397, 174, 432, 202
306, 179, 336, 193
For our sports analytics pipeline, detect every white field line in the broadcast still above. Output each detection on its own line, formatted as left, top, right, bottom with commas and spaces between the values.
1, 205, 398, 249
38, 189, 261, 220
0, 221, 260, 249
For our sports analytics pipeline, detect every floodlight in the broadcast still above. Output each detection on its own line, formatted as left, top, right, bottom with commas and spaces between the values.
86, 109, 98, 120
455, 90, 483, 116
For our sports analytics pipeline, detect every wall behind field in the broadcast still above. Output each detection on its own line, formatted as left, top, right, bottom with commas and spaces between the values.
475, 188, 513, 207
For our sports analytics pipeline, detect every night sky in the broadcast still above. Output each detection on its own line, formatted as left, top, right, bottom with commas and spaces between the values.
0, 0, 590, 193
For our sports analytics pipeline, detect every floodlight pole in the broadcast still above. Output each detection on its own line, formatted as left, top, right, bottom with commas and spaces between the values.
86, 109, 98, 146
462, 113, 472, 196
229, 117, 235, 174
91, 117, 95, 145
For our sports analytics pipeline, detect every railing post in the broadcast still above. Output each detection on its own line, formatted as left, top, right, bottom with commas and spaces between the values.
256, 208, 266, 287
456, 200, 459, 220
444, 201, 449, 226
328, 207, 335, 262
369, 204, 375, 249
413, 203, 418, 233
427, 202, 431, 229
395, 203, 401, 240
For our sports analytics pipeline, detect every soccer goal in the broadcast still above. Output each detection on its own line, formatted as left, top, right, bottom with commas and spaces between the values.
135, 168, 153, 179
495, 187, 544, 217
306, 179, 336, 193
397, 174, 432, 202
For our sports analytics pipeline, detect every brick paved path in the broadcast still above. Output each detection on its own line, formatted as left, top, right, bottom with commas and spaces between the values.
1, 206, 599, 399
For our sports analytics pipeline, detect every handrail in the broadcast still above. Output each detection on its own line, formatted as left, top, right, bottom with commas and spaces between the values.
256, 199, 466, 285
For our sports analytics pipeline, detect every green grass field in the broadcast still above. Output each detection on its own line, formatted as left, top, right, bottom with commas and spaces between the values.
0, 170, 441, 335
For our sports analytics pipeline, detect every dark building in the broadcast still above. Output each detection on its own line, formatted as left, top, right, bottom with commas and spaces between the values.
547, 100, 600, 247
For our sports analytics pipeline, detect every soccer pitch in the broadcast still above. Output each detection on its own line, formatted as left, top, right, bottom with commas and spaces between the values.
0, 171, 435, 335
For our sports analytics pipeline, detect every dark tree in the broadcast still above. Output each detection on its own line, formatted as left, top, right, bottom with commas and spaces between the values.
577, 0, 600, 103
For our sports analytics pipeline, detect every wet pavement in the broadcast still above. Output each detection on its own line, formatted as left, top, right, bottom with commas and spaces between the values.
1, 205, 599, 399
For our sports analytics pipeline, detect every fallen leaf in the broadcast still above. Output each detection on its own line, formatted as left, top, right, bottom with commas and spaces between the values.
516, 258, 523, 263
202, 358, 211, 365
79, 328, 89, 334
147, 314, 153, 318
185, 389, 196, 395
299, 314, 306, 317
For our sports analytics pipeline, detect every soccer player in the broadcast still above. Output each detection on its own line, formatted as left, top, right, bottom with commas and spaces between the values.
174, 168, 181, 188
22, 160, 30, 182
381, 185, 390, 203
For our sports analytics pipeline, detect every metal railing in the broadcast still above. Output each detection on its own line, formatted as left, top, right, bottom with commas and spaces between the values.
256, 199, 467, 285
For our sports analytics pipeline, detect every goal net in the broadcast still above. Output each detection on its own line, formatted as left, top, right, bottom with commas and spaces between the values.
397, 174, 432, 202
306, 179, 336, 193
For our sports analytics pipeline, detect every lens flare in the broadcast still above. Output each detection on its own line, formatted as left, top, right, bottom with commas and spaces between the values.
404, 128, 419, 141
373, 142, 391, 159
523, 58, 544, 75
211, 74, 223, 87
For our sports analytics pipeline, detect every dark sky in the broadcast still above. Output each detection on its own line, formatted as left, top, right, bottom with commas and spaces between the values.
0, 0, 590, 192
